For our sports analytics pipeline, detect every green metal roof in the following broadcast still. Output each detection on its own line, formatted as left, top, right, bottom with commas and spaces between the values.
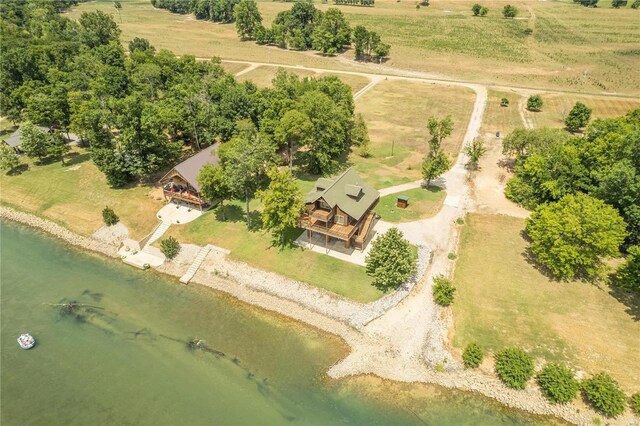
397, 195, 409, 201
305, 167, 380, 220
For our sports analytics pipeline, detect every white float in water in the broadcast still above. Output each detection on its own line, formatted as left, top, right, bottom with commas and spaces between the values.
17, 333, 36, 350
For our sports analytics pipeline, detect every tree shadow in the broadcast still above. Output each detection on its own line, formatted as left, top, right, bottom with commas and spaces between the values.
6, 164, 29, 176
498, 157, 515, 172
215, 204, 244, 223
608, 281, 640, 321
63, 152, 91, 166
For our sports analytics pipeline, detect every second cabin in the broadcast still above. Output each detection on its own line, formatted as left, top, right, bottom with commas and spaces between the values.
301, 167, 380, 251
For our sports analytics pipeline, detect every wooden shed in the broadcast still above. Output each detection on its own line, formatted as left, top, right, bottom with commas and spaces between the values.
396, 195, 409, 209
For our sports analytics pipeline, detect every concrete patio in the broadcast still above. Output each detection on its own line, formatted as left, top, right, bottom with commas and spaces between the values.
156, 202, 204, 224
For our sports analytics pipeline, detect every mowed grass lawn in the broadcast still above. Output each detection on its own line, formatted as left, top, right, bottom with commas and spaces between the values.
376, 187, 445, 223
0, 149, 161, 239
353, 79, 475, 189
453, 214, 640, 390
480, 90, 523, 135
529, 94, 640, 129
165, 201, 383, 303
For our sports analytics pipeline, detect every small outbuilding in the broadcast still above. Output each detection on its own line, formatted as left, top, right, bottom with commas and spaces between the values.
2, 127, 82, 152
396, 195, 409, 209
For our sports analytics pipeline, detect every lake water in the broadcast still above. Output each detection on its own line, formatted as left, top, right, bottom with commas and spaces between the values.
1, 221, 557, 425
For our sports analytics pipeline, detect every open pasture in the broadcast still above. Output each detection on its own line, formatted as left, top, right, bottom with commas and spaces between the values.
68, 0, 640, 95
453, 214, 640, 390
352, 79, 475, 188
529, 94, 640, 129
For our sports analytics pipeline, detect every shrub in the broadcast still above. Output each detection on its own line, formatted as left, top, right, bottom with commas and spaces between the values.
630, 392, 640, 415
456, 217, 464, 225
447, 252, 457, 260
102, 206, 119, 226
480, 6, 488, 16
527, 95, 543, 111
503, 4, 518, 18
500, 97, 509, 107
160, 236, 181, 259
581, 372, 626, 417
432, 274, 456, 306
462, 343, 484, 368
536, 363, 580, 404
494, 347, 534, 389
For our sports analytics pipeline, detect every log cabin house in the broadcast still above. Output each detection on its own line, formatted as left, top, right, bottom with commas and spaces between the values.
159, 143, 219, 210
301, 167, 380, 251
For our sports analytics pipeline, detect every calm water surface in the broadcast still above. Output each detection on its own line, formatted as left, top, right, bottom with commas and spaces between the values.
1, 221, 558, 425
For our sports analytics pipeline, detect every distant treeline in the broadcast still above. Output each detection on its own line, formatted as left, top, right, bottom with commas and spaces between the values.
333, 0, 375, 7
151, 0, 239, 22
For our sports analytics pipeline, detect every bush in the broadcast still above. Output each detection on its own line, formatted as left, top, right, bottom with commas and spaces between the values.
630, 392, 640, 415
432, 274, 456, 306
160, 236, 181, 259
500, 97, 509, 107
536, 363, 580, 404
462, 343, 484, 368
494, 347, 534, 389
527, 95, 544, 111
447, 252, 457, 260
581, 372, 626, 417
102, 206, 119, 226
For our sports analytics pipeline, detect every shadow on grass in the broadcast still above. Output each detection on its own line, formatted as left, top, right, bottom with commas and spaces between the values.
6, 164, 29, 176
608, 283, 640, 321
63, 152, 91, 166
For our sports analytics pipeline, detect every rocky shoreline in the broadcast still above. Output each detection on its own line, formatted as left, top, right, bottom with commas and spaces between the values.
1, 206, 638, 426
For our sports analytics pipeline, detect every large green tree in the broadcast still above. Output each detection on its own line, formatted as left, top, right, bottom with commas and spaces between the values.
20, 122, 50, 162
365, 227, 417, 291
0, 143, 21, 174
234, 0, 262, 39
616, 245, 640, 292
219, 123, 278, 228
274, 109, 313, 171
311, 8, 351, 55
502, 4, 518, 18
427, 115, 454, 153
257, 168, 304, 244
564, 102, 592, 132
197, 163, 232, 213
422, 150, 451, 187
525, 193, 627, 280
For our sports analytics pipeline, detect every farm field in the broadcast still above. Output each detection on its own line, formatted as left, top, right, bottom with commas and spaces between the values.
452, 214, 640, 390
376, 187, 445, 223
527, 94, 640, 129
352, 79, 475, 188
236, 65, 371, 93
67, 0, 640, 95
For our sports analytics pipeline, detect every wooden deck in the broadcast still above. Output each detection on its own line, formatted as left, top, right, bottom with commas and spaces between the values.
300, 216, 356, 241
163, 190, 206, 206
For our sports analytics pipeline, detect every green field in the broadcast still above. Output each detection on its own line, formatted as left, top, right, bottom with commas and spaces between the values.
0, 149, 161, 239
452, 214, 640, 390
376, 187, 445, 223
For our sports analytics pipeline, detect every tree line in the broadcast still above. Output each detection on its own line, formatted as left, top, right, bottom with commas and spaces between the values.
151, 0, 390, 61
502, 109, 640, 289
1, 3, 364, 188
151, 0, 238, 22
333, 0, 375, 7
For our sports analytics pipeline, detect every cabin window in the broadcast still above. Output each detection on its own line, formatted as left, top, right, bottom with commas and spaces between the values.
319, 200, 330, 210
335, 214, 346, 225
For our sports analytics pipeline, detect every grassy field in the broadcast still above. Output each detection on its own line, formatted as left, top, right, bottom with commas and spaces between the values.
67, 0, 640, 95
480, 90, 524, 135
352, 79, 475, 188
376, 187, 445, 223
0, 149, 162, 239
452, 214, 640, 390
529, 94, 640, 129
236, 65, 371, 93
165, 201, 383, 303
